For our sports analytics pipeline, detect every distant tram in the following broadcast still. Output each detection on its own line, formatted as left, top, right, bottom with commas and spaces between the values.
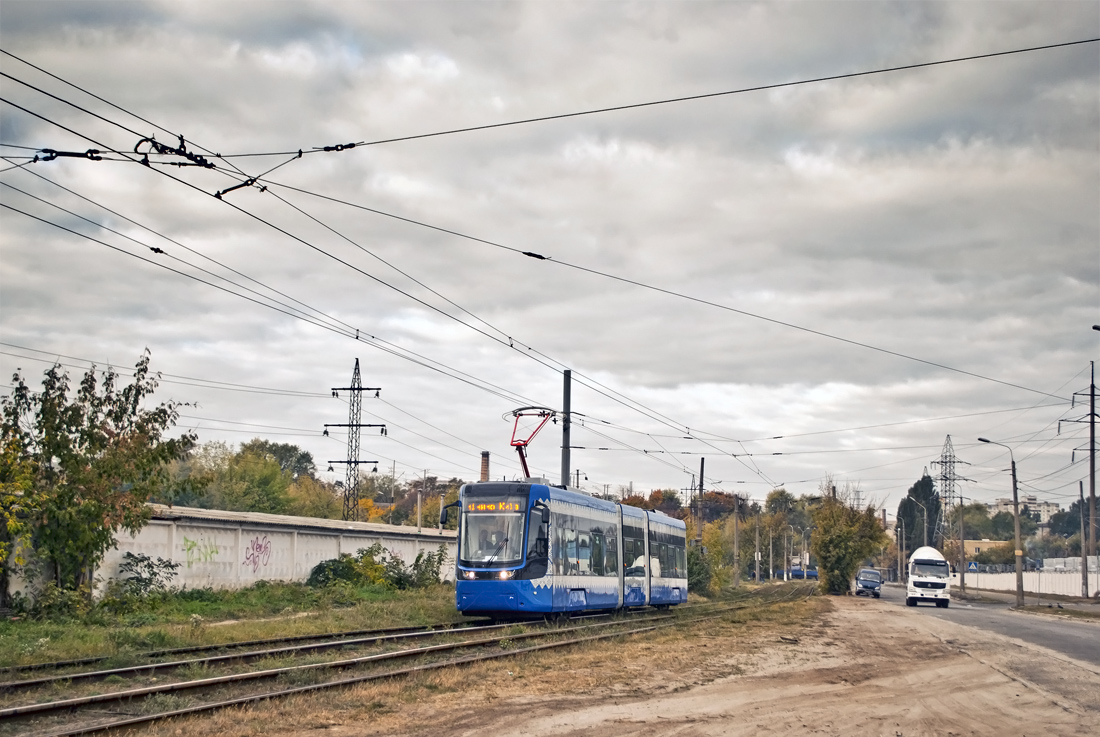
441, 480, 688, 618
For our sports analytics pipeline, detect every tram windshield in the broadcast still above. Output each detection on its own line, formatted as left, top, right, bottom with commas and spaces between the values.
460, 493, 528, 566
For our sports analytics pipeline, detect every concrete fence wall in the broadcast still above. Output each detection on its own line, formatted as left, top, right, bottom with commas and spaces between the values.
12, 505, 458, 597
956, 570, 1100, 598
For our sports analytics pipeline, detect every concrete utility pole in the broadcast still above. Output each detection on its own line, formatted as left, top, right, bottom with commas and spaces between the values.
733, 495, 740, 587
958, 495, 967, 594
1082, 481, 1090, 598
755, 516, 761, 583
769, 530, 773, 583
899, 520, 905, 583
697, 458, 705, 542
1091, 360, 1096, 559
560, 370, 571, 488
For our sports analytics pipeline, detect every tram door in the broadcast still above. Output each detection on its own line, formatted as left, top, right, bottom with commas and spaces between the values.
621, 511, 648, 606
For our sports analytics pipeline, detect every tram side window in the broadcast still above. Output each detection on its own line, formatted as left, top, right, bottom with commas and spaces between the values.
553, 525, 564, 575
675, 545, 686, 578
624, 537, 645, 576
578, 532, 591, 574
564, 528, 578, 574
527, 508, 548, 560
590, 533, 605, 576
605, 534, 618, 576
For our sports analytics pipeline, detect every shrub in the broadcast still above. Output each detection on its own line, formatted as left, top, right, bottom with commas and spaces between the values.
687, 545, 712, 595
307, 544, 447, 590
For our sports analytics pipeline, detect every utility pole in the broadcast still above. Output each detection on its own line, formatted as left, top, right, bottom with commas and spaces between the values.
755, 515, 761, 583
733, 494, 740, 588
418, 469, 426, 533
958, 495, 967, 594
1064, 362, 1097, 558
697, 458, 705, 542
326, 359, 383, 521
1010, 453, 1023, 608
390, 460, 396, 525
899, 520, 905, 583
560, 369, 571, 488
1081, 481, 1089, 598
768, 529, 773, 583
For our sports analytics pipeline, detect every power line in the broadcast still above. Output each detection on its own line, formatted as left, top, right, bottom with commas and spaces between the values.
1, 83, 781, 485
179, 38, 1100, 155
2, 51, 1084, 482
4, 53, 1075, 405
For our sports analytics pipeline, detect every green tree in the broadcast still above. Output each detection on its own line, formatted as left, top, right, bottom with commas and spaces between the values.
811, 497, 889, 594
1, 354, 195, 595
286, 476, 342, 519
211, 451, 291, 514
896, 474, 941, 552
239, 438, 316, 479
990, 510, 1037, 540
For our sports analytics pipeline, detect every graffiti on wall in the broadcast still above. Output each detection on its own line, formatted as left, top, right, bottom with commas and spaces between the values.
182, 536, 219, 568
243, 535, 272, 574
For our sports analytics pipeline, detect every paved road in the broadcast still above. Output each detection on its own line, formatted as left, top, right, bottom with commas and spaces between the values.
878, 583, 1100, 666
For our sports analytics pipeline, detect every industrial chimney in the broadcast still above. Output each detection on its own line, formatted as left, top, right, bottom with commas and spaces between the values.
480, 451, 490, 482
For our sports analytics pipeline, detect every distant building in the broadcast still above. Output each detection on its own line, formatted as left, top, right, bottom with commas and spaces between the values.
987, 495, 1060, 524
963, 539, 1008, 556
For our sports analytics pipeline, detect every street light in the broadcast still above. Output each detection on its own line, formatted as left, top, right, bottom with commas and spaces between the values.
911, 500, 929, 548
979, 437, 1024, 608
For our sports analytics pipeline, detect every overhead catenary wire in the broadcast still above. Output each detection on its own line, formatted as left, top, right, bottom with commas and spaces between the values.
1, 83, 782, 486
0, 47, 1086, 490
1, 54, 1075, 408
164, 38, 1100, 156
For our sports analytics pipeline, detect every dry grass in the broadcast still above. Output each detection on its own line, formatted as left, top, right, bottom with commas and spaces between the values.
142, 594, 830, 737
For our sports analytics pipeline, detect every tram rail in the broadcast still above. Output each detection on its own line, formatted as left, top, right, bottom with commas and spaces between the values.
1, 583, 814, 737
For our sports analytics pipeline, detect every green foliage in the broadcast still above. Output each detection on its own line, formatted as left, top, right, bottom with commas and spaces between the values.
239, 438, 316, 479
285, 475, 342, 519
307, 545, 388, 588
1, 353, 195, 599
811, 497, 889, 595
117, 552, 180, 596
306, 544, 448, 590
972, 542, 1016, 565
10, 580, 93, 620
896, 474, 941, 552
687, 544, 712, 593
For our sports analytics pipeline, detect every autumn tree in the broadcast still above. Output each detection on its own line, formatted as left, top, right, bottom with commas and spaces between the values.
811, 496, 889, 594
1, 354, 195, 596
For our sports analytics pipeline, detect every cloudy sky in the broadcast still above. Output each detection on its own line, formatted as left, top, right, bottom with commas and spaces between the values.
1, 1, 1097, 518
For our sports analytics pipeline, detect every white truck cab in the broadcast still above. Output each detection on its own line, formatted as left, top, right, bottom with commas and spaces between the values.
906, 546, 951, 608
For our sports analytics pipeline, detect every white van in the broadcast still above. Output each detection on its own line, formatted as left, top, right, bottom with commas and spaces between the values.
906, 546, 951, 608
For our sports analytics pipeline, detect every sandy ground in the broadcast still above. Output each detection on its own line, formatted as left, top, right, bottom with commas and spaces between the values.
383, 598, 1100, 737
152, 596, 1100, 737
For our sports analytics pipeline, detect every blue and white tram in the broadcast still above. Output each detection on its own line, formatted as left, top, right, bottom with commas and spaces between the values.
443, 480, 687, 618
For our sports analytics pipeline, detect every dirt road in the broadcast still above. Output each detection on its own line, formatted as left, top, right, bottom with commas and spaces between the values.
411, 598, 1100, 737
155, 595, 1099, 737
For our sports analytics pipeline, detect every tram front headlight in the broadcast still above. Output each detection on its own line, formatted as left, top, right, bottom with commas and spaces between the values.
498, 570, 513, 580
463, 570, 476, 580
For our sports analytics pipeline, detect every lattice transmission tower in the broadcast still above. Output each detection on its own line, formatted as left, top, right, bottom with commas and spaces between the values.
324, 359, 385, 521
931, 435, 969, 548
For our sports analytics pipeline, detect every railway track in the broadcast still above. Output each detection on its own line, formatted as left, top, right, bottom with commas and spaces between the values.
1, 583, 814, 737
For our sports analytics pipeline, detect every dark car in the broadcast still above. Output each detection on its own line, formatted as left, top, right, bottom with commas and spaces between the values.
855, 568, 882, 598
